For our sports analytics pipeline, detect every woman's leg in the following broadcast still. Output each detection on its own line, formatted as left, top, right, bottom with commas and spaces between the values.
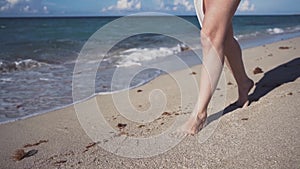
224, 26, 254, 107
181, 0, 241, 134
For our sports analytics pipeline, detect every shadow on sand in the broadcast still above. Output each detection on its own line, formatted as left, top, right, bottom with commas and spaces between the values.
207, 57, 300, 124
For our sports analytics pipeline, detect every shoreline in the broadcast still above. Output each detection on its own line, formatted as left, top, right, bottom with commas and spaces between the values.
1, 35, 300, 125
0, 36, 299, 168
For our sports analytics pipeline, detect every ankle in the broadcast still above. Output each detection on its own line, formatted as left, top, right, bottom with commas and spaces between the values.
238, 78, 253, 89
196, 110, 207, 119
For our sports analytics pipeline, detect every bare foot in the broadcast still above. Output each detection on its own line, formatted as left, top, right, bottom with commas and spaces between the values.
236, 79, 254, 108
177, 112, 207, 135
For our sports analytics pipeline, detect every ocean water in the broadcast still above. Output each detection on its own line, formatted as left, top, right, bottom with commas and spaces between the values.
0, 15, 300, 123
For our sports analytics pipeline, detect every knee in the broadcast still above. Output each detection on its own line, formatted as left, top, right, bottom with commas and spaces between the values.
200, 29, 213, 49
200, 24, 228, 53
200, 28, 223, 49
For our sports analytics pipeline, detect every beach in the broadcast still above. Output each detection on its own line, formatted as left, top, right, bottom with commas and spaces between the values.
0, 36, 299, 168
1, 15, 300, 122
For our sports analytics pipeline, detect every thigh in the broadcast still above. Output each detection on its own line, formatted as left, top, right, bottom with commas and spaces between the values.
201, 0, 240, 41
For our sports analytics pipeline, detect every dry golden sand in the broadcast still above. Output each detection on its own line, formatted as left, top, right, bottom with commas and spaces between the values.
0, 37, 300, 169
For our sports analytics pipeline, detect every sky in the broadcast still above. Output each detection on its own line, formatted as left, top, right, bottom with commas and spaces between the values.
0, 0, 300, 17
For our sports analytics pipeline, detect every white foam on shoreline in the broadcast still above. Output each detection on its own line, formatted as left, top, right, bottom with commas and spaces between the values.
0, 59, 46, 73
267, 28, 284, 34
117, 46, 182, 67
236, 26, 300, 41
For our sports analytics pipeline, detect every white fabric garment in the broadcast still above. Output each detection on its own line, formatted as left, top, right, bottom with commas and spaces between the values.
194, 0, 205, 27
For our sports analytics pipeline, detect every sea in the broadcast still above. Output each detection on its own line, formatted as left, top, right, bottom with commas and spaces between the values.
0, 15, 300, 123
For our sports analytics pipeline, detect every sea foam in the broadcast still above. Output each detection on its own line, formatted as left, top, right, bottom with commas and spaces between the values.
267, 28, 284, 34
0, 59, 44, 73
114, 44, 188, 67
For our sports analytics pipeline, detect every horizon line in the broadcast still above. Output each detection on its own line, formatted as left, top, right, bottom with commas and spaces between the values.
0, 13, 299, 18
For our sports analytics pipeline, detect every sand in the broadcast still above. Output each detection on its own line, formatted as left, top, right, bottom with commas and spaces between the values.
0, 37, 299, 169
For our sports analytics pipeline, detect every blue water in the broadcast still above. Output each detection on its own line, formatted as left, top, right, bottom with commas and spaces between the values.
0, 15, 300, 123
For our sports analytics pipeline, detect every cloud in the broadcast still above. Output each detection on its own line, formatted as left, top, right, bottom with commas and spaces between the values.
7, 0, 22, 6
154, 0, 165, 9
101, 0, 195, 14
43, 5, 48, 13
0, 0, 21, 11
238, 0, 255, 12
173, 0, 194, 11
102, 0, 142, 12
23, 5, 29, 12
0, 0, 48, 14
152, 0, 194, 12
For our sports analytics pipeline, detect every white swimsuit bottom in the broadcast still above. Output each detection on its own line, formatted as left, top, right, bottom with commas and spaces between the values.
194, 0, 205, 27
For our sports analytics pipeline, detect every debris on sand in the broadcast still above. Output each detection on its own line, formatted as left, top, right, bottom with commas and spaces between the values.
278, 46, 291, 50
117, 123, 127, 129
253, 67, 264, 75
12, 149, 38, 161
85, 142, 97, 149
138, 124, 145, 128
53, 159, 67, 165
162, 112, 172, 116
23, 140, 48, 148
117, 131, 129, 136
83, 142, 97, 153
